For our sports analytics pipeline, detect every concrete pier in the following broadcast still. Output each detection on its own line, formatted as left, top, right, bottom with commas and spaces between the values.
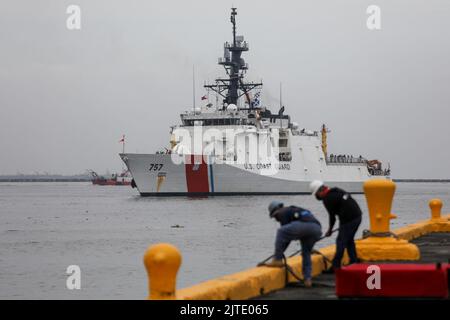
143, 212, 450, 300
143, 180, 450, 300
254, 232, 450, 300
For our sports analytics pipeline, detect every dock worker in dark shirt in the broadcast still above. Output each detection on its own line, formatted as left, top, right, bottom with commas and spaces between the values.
261, 201, 322, 287
309, 180, 362, 269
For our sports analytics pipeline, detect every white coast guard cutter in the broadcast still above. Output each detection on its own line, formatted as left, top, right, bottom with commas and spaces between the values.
120, 8, 390, 196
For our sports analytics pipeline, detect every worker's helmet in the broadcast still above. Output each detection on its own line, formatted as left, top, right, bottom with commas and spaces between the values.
268, 201, 284, 217
309, 180, 324, 195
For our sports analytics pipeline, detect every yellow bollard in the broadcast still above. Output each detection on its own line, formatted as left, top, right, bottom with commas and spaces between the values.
429, 198, 443, 220
356, 179, 420, 261
143, 243, 182, 300
364, 179, 397, 233
427, 198, 450, 232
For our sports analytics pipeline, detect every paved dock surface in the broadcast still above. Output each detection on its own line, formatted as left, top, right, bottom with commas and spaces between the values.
255, 233, 450, 300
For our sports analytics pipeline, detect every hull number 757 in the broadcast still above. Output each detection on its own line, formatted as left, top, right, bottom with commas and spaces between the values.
149, 164, 163, 171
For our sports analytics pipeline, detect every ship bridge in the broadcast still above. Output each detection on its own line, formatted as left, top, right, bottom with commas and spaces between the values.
179, 108, 291, 129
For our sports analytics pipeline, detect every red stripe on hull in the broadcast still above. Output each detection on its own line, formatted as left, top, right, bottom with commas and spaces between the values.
185, 155, 209, 193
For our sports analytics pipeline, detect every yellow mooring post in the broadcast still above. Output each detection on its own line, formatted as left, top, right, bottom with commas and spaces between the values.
428, 198, 450, 232
429, 199, 444, 221
143, 243, 182, 300
356, 179, 420, 261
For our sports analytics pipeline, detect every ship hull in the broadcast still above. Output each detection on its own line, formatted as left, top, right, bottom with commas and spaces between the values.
120, 153, 384, 196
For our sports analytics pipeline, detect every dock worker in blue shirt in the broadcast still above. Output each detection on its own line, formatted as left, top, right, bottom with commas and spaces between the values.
262, 201, 322, 287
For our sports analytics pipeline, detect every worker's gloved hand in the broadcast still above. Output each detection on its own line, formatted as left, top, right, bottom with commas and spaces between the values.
325, 230, 332, 237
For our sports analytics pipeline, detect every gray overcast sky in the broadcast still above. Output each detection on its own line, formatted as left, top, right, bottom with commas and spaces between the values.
0, 0, 449, 178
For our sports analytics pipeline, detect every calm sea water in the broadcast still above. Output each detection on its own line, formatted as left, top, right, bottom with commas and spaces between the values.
0, 182, 449, 299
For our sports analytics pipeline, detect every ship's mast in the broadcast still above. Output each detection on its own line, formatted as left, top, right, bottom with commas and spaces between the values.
204, 8, 262, 109
228, 7, 240, 105
231, 7, 237, 47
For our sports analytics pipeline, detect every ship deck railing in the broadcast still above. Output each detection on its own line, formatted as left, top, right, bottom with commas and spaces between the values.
327, 157, 366, 165
326, 162, 366, 166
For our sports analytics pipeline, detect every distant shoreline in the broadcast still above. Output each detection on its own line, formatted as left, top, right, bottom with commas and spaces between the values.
0, 177, 449, 183
0, 179, 91, 182
0, 176, 91, 182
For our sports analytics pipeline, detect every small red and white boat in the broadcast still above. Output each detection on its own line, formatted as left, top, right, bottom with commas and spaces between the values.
89, 170, 132, 186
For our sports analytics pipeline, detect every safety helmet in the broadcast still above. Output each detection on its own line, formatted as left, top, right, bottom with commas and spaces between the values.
309, 180, 324, 195
268, 201, 283, 217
